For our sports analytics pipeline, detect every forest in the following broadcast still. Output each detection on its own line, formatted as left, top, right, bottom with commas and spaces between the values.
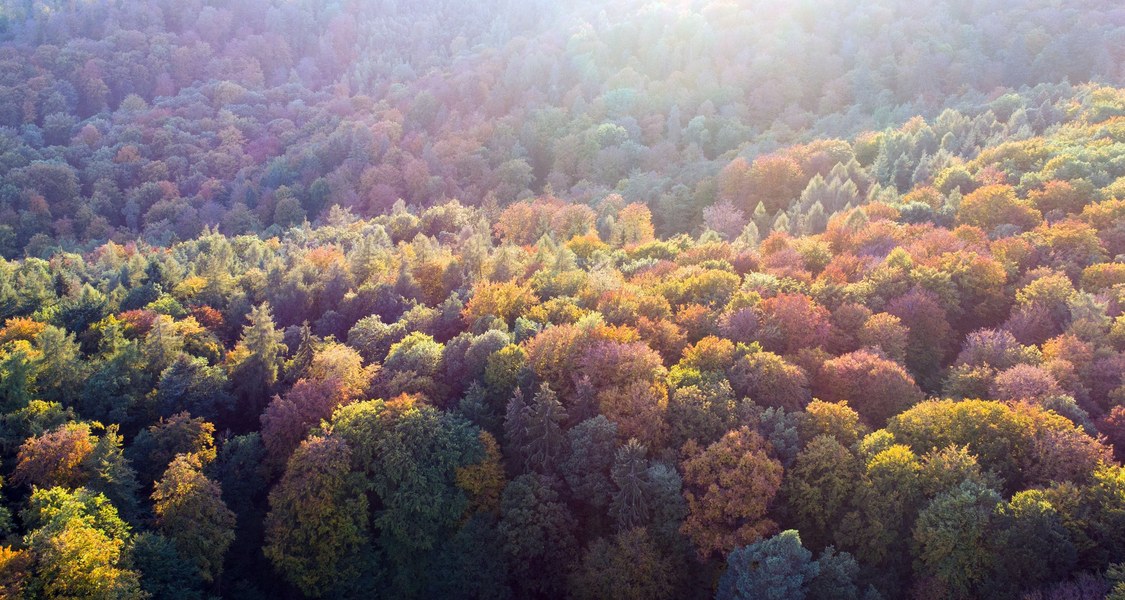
3, 0, 1125, 599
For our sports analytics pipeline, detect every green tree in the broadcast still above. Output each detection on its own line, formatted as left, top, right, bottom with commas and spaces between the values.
782, 435, 861, 550
230, 303, 285, 422
264, 435, 371, 598
33, 325, 86, 404
499, 473, 577, 598
131, 532, 205, 600
561, 416, 617, 512
330, 397, 483, 594
568, 528, 677, 600
506, 384, 568, 474
610, 439, 651, 531
152, 454, 236, 585
718, 530, 819, 600
912, 481, 1002, 599
985, 490, 1077, 597
155, 354, 233, 423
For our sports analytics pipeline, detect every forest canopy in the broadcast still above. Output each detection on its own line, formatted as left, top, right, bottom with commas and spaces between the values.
2, 0, 1125, 599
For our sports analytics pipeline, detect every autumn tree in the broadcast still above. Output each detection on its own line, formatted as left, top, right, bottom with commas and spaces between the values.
815, 349, 924, 425
260, 378, 349, 468
729, 350, 811, 411
958, 184, 1042, 231
753, 293, 830, 355
13, 422, 96, 489
128, 412, 216, 486
680, 427, 783, 558
568, 528, 678, 600
152, 453, 236, 585
264, 435, 371, 598
21, 487, 145, 600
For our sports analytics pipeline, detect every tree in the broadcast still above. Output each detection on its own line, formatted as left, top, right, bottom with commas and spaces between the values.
264, 435, 371, 598
561, 416, 618, 512
958, 184, 1042, 231
463, 280, 539, 328
128, 412, 216, 486
782, 435, 861, 550
378, 331, 445, 397
0, 546, 32, 600
499, 473, 577, 598
990, 364, 1063, 402
155, 354, 234, 423
746, 155, 806, 214
680, 427, 783, 559
1100, 405, 1125, 462
507, 384, 568, 475
131, 532, 205, 600
230, 303, 285, 422
13, 422, 96, 489
0, 341, 38, 412
347, 315, 407, 364
611, 203, 656, 247
807, 547, 860, 600
304, 342, 374, 398
1030, 179, 1095, 215
330, 397, 483, 593
666, 380, 742, 449
610, 439, 651, 531
152, 454, 236, 585
597, 381, 669, 448
455, 431, 507, 516
886, 288, 954, 391
32, 325, 86, 404
717, 530, 819, 600
21, 487, 145, 600
954, 328, 1035, 371
843, 443, 923, 596
815, 350, 924, 426
729, 351, 811, 411
209, 432, 266, 520
857, 312, 908, 363
422, 513, 513, 599
260, 378, 348, 468
798, 400, 867, 448
753, 294, 830, 355
986, 490, 1077, 596
568, 528, 678, 600
912, 481, 1002, 599
889, 399, 1109, 492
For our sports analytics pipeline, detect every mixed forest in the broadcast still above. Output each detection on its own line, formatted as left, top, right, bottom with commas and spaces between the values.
4, 0, 1125, 599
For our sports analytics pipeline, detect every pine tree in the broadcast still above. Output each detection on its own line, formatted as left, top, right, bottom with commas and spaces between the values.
523, 383, 568, 474
232, 303, 285, 421
611, 438, 651, 531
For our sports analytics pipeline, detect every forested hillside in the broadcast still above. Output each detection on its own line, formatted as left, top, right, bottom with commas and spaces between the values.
4, 1, 1125, 599
1, 0, 1124, 253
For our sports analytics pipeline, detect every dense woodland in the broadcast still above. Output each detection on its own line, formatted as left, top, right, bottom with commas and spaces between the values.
3, 0, 1125, 599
